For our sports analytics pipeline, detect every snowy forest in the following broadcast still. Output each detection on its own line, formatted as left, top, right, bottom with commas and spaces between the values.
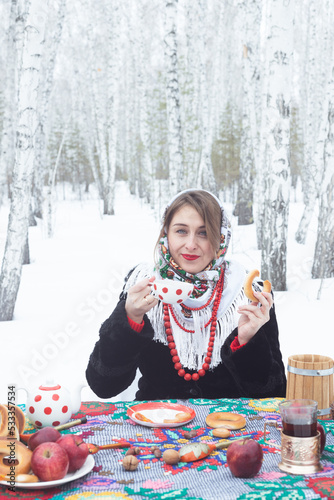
0, 0, 334, 322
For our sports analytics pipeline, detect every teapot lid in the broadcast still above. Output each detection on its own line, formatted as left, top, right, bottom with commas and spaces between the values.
38, 383, 61, 391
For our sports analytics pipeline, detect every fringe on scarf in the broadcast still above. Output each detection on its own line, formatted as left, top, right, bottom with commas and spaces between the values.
149, 288, 245, 370
122, 263, 247, 371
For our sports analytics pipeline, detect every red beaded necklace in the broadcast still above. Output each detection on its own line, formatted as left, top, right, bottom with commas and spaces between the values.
181, 280, 218, 312
163, 269, 224, 382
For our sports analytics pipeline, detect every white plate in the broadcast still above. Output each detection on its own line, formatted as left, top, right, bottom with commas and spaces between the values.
0, 454, 94, 490
127, 402, 196, 428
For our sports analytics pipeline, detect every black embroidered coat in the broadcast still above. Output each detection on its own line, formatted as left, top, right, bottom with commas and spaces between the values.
86, 293, 287, 401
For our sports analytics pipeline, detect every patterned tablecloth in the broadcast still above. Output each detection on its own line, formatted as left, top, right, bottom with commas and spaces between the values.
1, 398, 334, 500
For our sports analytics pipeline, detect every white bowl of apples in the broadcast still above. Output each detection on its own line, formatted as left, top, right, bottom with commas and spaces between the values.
0, 426, 94, 489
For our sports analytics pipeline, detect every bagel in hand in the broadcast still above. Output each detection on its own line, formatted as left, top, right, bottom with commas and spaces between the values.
244, 269, 271, 302
0, 438, 32, 477
206, 412, 246, 430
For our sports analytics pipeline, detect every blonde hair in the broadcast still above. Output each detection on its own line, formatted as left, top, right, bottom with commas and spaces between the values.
156, 190, 222, 254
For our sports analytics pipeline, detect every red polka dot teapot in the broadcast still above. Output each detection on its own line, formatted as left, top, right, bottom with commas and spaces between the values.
21, 379, 85, 428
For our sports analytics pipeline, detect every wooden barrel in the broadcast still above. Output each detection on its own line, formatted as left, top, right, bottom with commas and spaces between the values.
286, 354, 334, 420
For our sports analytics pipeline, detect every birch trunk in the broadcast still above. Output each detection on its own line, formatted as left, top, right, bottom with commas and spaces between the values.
76, 73, 103, 199
235, 0, 261, 225
196, 0, 216, 194
236, 45, 253, 224
255, 0, 270, 248
126, 68, 137, 197
33, 0, 67, 221
165, 0, 183, 195
312, 69, 334, 280
295, 0, 328, 244
183, 0, 200, 188
209, 2, 226, 146
84, 116, 103, 199
47, 118, 69, 237
87, 20, 109, 208
136, 1, 153, 203
0, 0, 49, 321
104, 0, 120, 215
0, 0, 18, 203
123, 4, 138, 196
260, 0, 294, 291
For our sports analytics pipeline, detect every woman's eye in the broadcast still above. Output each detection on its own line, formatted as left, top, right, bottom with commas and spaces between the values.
199, 231, 207, 237
176, 229, 186, 234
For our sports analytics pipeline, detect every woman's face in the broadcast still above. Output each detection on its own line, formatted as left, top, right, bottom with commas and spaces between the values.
167, 204, 216, 274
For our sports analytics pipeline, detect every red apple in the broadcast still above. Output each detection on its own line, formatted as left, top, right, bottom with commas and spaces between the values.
28, 427, 61, 451
227, 438, 263, 478
317, 422, 326, 454
31, 442, 69, 481
56, 434, 89, 472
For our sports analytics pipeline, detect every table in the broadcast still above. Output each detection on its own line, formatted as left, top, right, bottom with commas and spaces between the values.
1, 398, 334, 500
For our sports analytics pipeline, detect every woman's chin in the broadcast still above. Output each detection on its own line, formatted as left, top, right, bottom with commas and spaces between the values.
179, 260, 206, 274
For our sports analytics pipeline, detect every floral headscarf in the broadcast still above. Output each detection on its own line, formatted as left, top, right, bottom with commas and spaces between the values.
155, 189, 232, 296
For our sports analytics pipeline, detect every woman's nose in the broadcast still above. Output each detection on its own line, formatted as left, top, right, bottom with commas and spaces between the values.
185, 234, 197, 249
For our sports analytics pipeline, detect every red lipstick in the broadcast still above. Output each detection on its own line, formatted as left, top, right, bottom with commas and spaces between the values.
182, 254, 200, 261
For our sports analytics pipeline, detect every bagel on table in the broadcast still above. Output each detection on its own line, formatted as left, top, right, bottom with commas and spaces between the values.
0, 438, 32, 477
244, 269, 271, 302
0, 473, 39, 483
163, 412, 190, 424
0, 404, 26, 439
206, 412, 246, 431
212, 427, 231, 438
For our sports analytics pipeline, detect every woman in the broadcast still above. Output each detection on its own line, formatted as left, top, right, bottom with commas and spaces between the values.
86, 189, 286, 400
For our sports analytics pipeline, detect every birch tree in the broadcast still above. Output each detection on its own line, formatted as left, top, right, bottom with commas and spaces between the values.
210, 1, 243, 194
295, 0, 330, 244
86, 1, 121, 215
0, 0, 49, 321
0, 0, 16, 200
235, 43, 254, 225
87, 20, 110, 210
196, 0, 217, 194
0, 0, 26, 203
33, 0, 67, 223
312, 65, 334, 280
182, 0, 201, 188
260, 0, 294, 291
165, 0, 184, 195
104, 0, 120, 215
121, 8, 138, 195
235, 0, 261, 225
255, 0, 270, 248
207, 1, 226, 146
135, 1, 154, 203
81, 99, 103, 199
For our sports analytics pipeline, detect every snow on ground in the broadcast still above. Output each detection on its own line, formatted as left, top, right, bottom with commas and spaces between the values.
0, 181, 333, 407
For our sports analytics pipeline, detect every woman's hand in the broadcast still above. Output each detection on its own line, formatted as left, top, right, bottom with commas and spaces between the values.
237, 291, 273, 345
125, 276, 158, 324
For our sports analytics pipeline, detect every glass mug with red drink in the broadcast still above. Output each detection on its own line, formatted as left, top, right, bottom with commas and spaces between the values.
264, 399, 322, 473
279, 399, 318, 438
